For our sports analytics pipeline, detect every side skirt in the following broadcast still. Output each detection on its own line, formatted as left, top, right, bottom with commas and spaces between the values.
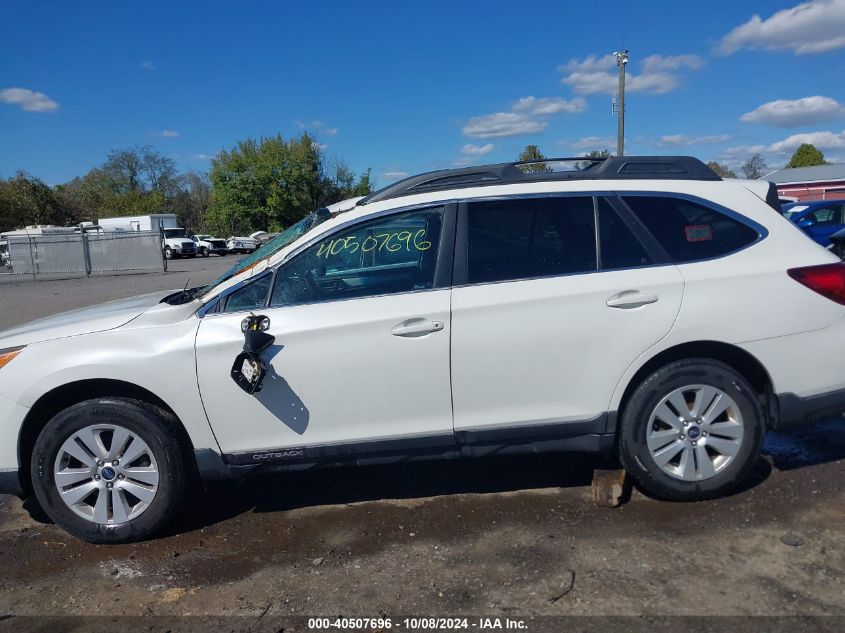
196, 415, 616, 481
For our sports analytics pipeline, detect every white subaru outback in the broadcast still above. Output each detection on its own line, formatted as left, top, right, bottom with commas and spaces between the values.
1, 156, 843, 544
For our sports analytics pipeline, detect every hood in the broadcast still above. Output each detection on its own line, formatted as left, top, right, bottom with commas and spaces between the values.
0, 290, 173, 348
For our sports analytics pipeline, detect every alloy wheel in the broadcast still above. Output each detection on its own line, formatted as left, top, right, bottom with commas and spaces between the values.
53, 424, 159, 525
646, 384, 744, 482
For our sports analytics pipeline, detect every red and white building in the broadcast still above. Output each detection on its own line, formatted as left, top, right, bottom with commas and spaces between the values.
763, 164, 845, 202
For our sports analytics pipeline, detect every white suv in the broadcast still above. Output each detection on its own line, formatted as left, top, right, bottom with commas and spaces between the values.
1, 156, 842, 544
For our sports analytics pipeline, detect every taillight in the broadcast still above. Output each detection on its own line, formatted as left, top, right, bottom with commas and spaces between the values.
788, 263, 845, 305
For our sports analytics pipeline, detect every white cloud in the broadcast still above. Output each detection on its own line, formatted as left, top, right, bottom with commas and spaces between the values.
139, 61, 156, 71
721, 144, 770, 157
315, 142, 328, 151
324, 127, 339, 136
0, 87, 59, 112
463, 94, 586, 140
462, 112, 547, 139
512, 96, 587, 115
715, 0, 845, 55
641, 54, 705, 72
740, 96, 845, 127
159, 129, 180, 138
460, 143, 495, 156
193, 153, 212, 160
380, 170, 409, 180
657, 134, 733, 147
767, 129, 845, 152
718, 129, 845, 170
564, 136, 616, 150
559, 53, 704, 95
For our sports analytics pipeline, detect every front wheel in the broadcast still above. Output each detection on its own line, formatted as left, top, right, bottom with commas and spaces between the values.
618, 359, 765, 501
200, 247, 209, 257
164, 247, 173, 260
30, 398, 190, 544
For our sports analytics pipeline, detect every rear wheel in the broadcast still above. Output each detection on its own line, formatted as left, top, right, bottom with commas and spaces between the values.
618, 359, 765, 501
31, 398, 190, 544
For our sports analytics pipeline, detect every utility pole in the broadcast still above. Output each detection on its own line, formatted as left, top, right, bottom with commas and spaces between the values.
613, 50, 629, 157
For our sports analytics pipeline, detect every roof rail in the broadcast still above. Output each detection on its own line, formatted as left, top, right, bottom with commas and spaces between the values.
359, 156, 721, 205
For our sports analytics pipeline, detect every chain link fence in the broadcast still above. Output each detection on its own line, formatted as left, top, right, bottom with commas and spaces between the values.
1, 230, 166, 279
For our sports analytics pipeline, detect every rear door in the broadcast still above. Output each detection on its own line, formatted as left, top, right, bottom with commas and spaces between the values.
450, 195, 684, 436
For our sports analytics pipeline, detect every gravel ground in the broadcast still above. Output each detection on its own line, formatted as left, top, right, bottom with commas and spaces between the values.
0, 259, 844, 627
0, 255, 233, 331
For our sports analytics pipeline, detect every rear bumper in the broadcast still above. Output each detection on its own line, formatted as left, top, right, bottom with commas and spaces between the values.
0, 469, 24, 497
776, 389, 845, 430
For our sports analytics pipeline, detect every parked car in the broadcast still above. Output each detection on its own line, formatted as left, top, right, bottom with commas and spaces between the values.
161, 227, 197, 259
226, 236, 258, 254
782, 200, 845, 246
827, 226, 845, 258
192, 234, 228, 257
251, 231, 280, 246
2, 156, 845, 544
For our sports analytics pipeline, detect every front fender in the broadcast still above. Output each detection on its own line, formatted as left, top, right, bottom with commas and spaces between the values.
0, 321, 221, 458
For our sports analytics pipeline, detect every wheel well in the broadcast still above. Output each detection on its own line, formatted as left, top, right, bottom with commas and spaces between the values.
616, 341, 776, 428
17, 379, 194, 495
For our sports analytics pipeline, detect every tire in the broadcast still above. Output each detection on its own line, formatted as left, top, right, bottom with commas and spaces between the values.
30, 398, 191, 544
618, 359, 765, 501
164, 247, 173, 260
200, 247, 209, 257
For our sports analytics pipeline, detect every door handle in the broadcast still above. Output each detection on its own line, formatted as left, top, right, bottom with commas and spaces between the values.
606, 290, 659, 309
391, 318, 444, 337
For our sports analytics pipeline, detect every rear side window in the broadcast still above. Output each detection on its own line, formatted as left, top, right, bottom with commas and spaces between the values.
623, 196, 759, 262
466, 196, 596, 284
597, 198, 652, 269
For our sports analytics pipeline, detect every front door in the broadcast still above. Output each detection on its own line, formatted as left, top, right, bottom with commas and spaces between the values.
195, 205, 456, 458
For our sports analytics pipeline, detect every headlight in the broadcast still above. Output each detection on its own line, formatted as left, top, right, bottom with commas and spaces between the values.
0, 346, 24, 370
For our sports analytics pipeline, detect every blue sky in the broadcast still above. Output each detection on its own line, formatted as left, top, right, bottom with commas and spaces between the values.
2, 0, 845, 187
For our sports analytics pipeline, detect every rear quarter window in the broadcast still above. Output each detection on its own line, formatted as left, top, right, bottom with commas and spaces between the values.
622, 196, 759, 262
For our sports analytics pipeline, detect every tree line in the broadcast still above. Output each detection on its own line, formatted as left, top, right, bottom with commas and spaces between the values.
1, 136, 834, 234
0, 132, 372, 236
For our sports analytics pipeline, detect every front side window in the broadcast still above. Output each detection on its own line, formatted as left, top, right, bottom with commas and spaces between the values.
223, 274, 272, 313
623, 195, 759, 262
466, 196, 596, 284
805, 204, 845, 226
270, 207, 444, 307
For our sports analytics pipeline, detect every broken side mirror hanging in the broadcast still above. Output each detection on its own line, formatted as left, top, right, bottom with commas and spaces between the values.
230, 314, 275, 394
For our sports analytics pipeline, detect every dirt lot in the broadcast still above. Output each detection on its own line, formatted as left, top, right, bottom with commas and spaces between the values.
1, 261, 844, 628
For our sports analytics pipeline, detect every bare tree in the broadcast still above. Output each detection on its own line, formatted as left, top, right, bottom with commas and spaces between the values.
741, 153, 768, 179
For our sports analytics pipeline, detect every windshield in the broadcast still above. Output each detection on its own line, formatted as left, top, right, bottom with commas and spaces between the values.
164, 228, 189, 238
199, 208, 332, 299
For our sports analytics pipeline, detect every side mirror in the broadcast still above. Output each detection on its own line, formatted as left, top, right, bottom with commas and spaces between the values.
230, 314, 276, 394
